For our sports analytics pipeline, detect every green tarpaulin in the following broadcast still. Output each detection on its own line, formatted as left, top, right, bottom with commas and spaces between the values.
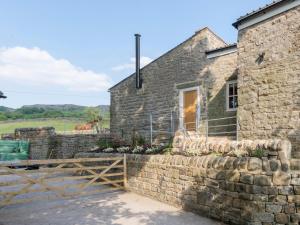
0, 140, 30, 161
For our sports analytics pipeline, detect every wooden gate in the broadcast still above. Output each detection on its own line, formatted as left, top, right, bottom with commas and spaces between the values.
0, 156, 126, 206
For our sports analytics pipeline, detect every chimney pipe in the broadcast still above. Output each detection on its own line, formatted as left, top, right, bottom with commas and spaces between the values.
135, 34, 141, 89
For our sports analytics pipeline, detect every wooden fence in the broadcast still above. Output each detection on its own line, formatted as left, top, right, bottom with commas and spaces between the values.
0, 156, 126, 206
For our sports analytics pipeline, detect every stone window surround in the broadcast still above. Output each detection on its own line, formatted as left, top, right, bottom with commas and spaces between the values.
226, 80, 238, 112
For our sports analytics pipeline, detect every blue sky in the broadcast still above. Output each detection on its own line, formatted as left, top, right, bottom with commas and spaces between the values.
0, 0, 271, 108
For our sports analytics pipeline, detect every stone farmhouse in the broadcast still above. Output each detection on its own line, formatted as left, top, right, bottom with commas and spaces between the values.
109, 0, 300, 157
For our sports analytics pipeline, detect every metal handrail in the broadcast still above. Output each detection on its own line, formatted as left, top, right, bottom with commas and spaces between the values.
206, 116, 236, 122
208, 131, 237, 135
209, 123, 236, 128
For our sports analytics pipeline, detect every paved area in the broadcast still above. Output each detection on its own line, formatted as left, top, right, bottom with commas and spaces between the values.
0, 190, 223, 225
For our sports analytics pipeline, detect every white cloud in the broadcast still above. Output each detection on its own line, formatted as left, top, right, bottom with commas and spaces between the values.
0, 47, 112, 92
112, 56, 153, 71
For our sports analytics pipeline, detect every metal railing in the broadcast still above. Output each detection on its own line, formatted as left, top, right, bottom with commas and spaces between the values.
148, 111, 238, 145
206, 116, 238, 141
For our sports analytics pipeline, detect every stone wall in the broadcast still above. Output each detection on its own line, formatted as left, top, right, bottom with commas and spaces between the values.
14, 127, 109, 159
15, 127, 55, 159
237, 6, 300, 158
76, 139, 299, 225
110, 27, 237, 143
50, 133, 111, 159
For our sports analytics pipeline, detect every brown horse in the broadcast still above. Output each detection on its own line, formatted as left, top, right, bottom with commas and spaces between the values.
74, 122, 93, 131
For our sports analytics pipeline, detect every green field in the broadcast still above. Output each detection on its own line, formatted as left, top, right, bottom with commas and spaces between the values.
0, 118, 110, 134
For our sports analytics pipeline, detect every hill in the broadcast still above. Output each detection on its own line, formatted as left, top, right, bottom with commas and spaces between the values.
0, 106, 14, 112
0, 104, 110, 121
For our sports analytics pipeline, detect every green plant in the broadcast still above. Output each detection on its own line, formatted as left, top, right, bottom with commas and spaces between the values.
251, 148, 265, 158
97, 138, 113, 149
132, 146, 144, 154
162, 147, 172, 155
103, 147, 114, 153
145, 146, 164, 154
167, 136, 174, 148
131, 131, 146, 147
116, 146, 131, 153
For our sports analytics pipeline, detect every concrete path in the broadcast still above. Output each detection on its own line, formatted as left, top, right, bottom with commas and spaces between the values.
0, 191, 224, 225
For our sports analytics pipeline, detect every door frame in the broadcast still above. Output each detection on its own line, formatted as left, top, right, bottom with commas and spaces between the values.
179, 86, 201, 130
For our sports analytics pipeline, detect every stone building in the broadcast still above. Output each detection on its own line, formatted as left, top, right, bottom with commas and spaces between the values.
110, 0, 299, 152
110, 29, 238, 142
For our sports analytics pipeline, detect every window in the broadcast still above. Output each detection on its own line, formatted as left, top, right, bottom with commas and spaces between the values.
226, 80, 238, 111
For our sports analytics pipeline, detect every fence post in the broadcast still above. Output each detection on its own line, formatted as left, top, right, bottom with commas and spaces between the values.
205, 88, 208, 146
150, 113, 153, 146
236, 115, 239, 142
123, 154, 127, 190
170, 110, 173, 135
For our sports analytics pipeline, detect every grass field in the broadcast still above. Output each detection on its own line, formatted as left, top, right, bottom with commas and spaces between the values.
0, 118, 110, 134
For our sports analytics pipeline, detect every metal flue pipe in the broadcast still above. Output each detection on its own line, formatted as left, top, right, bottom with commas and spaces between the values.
135, 34, 141, 89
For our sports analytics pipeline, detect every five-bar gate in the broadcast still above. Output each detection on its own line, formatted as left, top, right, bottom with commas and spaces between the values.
0, 156, 126, 206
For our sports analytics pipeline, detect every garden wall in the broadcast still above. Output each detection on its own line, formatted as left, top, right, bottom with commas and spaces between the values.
76, 139, 300, 225
14, 127, 110, 159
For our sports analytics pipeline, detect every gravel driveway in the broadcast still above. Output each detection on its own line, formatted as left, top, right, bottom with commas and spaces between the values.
0, 190, 224, 225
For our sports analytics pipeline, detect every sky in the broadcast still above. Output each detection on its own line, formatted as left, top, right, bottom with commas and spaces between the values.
0, 0, 271, 108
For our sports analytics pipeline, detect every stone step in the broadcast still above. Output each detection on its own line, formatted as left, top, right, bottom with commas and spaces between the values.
292, 151, 300, 159
290, 170, 300, 175
290, 159, 300, 170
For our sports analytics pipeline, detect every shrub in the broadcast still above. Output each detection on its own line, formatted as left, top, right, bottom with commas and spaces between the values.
145, 146, 162, 154
103, 147, 115, 153
131, 131, 146, 147
97, 139, 113, 149
132, 146, 144, 154
116, 146, 131, 153
251, 148, 265, 158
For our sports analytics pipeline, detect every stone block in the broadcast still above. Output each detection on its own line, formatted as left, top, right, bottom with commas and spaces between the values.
284, 203, 296, 214
269, 159, 280, 171
278, 186, 293, 195
290, 213, 300, 223
266, 203, 282, 213
273, 171, 291, 185
240, 173, 254, 184
253, 175, 272, 186
253, 213, 274, 223
291, 178, 300, 185
275, 213, 289, 224
225, 170, 240, 182
294, 186, 300, 195
248, 158, 262, 171
288, 195, 300, 203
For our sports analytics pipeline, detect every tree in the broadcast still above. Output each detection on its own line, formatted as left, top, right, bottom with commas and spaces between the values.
85, 108, 103, 133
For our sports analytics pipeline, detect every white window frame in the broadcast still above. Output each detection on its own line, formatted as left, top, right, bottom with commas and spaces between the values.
226, 80, 238, 112
179, 86, 201, 130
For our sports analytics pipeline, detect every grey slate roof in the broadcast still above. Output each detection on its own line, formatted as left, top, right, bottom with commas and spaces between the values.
233, 0, 295, 28
205, 43, 237, 55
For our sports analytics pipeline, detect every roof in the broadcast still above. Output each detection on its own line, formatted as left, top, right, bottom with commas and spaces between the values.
109, 27, 227, 91
205, 43, 237, 55
233, 0, 298, 28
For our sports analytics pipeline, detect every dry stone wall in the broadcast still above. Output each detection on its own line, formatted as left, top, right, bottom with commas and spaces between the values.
76, 139, 298, 225
14, 127, 109, 159
15, 127, 55, 159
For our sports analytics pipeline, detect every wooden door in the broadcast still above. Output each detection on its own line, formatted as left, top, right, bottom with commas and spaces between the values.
183, 90, 197, 131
